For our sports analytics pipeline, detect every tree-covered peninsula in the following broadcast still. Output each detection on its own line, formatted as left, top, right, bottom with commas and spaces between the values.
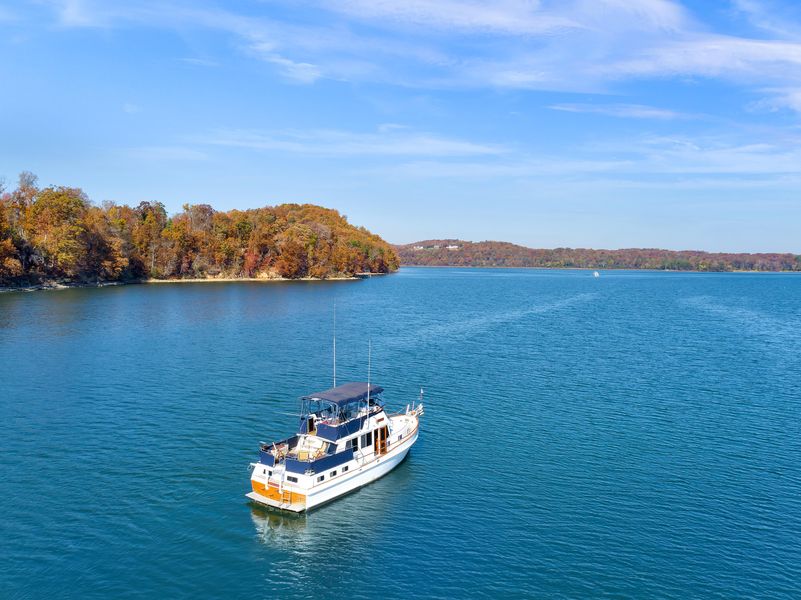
398, 240, 801, 272
0, 172, 398, 287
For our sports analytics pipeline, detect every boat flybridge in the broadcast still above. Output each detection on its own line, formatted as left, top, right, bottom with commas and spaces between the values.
247, 382, 424, 512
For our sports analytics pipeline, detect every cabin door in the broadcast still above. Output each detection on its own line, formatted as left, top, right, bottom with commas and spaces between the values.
374, 426, 389, 455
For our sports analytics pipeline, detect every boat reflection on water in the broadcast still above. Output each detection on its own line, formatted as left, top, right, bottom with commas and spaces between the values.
249, 505, 308, 549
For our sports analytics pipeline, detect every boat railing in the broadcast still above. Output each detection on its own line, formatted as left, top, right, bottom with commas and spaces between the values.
259, 435, 298, 465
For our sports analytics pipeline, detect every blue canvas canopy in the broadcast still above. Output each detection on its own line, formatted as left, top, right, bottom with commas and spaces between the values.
303, 382, 383, 407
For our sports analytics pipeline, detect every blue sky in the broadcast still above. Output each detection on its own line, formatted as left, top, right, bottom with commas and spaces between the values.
1, 0, 801, 252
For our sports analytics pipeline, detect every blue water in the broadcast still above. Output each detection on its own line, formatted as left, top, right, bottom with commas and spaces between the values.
2, 268, 800, 598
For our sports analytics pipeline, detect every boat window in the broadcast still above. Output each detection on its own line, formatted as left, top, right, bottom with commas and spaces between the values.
342, 466, 349, 473
361, 431, 372, 447
268, 471, 273, 477
330, 470, 337, 477
287, 476, 298, 483
350, 438, 358, 449
317, 475, 324, 482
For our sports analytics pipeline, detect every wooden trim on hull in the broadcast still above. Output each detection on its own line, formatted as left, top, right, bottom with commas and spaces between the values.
251, 479, 307, 508
246, 491, 306, 513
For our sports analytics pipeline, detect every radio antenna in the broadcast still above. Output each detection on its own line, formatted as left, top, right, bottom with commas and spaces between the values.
332, 301, 337, 387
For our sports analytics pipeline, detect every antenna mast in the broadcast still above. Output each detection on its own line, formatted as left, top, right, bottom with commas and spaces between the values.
333, 302, 337, 387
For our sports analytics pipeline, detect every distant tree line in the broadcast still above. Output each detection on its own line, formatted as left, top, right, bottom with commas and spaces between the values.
0, 172, 398, 286
397, 240, 801, 272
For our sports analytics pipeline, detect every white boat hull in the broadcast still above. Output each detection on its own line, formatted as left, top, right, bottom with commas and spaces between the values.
305, 432, 415, 510
248, 414, 420, 513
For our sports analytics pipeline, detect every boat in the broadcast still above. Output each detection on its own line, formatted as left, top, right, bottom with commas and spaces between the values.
593, 271, 600, 278
247, 382, 424, 512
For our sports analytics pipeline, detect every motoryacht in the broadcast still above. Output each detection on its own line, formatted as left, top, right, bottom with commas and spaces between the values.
247, 382, 423, 512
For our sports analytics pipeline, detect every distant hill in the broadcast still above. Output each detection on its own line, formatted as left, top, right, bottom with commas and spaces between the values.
396, 239, 801, 272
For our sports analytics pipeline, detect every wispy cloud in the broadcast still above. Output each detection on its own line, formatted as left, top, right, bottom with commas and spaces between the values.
369, 157, 633, 179
731, 0, 801, 39
366, 131, 801, 181
122, 102, 141, 114
129, 146, 208, 161
29, 1, 801, 110
184, 121, 801, 183
253, 51, 322, 83
319, 0, 581, 35
748, 87, 801, 113
629, 134, 801, 174
0, 6, 18, 22
179, 57, 219, 67
48, 0, 114, 27
198, 127, 507, 157
604, 35, 801, 80
548, 103, 692, 119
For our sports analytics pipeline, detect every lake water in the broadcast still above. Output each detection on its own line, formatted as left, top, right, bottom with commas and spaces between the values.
2, 268, 800, 598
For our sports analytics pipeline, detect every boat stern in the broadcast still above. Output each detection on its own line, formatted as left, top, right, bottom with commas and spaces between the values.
248, 465, 308, 512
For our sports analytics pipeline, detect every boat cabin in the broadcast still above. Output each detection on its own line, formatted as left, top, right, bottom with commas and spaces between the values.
258, 382, 390, 476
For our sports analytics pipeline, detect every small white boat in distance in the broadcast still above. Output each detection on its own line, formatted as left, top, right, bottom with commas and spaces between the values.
593, 271, 600, 278
247, 382, 424, 512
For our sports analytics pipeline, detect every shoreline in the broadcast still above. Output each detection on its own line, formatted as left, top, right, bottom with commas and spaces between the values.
144, 275, 359, 284
1, 266, 794, 292
398, 264, 800, 274
0, 273, 377, 293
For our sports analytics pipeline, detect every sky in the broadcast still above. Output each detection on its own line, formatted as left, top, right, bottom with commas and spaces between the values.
1, 0, 801, 252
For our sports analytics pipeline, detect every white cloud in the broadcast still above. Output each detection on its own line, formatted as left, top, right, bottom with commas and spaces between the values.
30, 0, 801, 108
548, 103, 691, 119
179, 57, 219, 67
748, 88, 801, 113
122, 102, 141, 114
365, 131, 801, 180
370, 157, 633, 179
631, 135, 801, 174
770, 89, 801, 112
605, 35, 801, 80
198, 127, 507, 157
0, 6, 18, 22
321, 0, 580, 35
258, 54, 322, 83
730, 0, 801, 40
377, 123, 408, 132
48, 0, 114, 27
37, 2, 325, 83
129, 146, 208, 161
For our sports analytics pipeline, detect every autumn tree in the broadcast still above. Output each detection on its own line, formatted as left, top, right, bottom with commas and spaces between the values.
0, 181, 23, 279
80, 206, 129, 280
27, 186, 89, 277
133, 201, 167, 276
0, 173, 402, 285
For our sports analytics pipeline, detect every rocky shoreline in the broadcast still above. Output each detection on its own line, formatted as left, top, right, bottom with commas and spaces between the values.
0, 273, 374, 293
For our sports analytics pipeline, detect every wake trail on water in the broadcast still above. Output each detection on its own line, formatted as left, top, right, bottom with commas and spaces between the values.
384, 292, 599, 351
682, 295, 801, 349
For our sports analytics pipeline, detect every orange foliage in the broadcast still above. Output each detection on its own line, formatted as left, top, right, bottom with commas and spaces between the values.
0, 172, 399, 285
